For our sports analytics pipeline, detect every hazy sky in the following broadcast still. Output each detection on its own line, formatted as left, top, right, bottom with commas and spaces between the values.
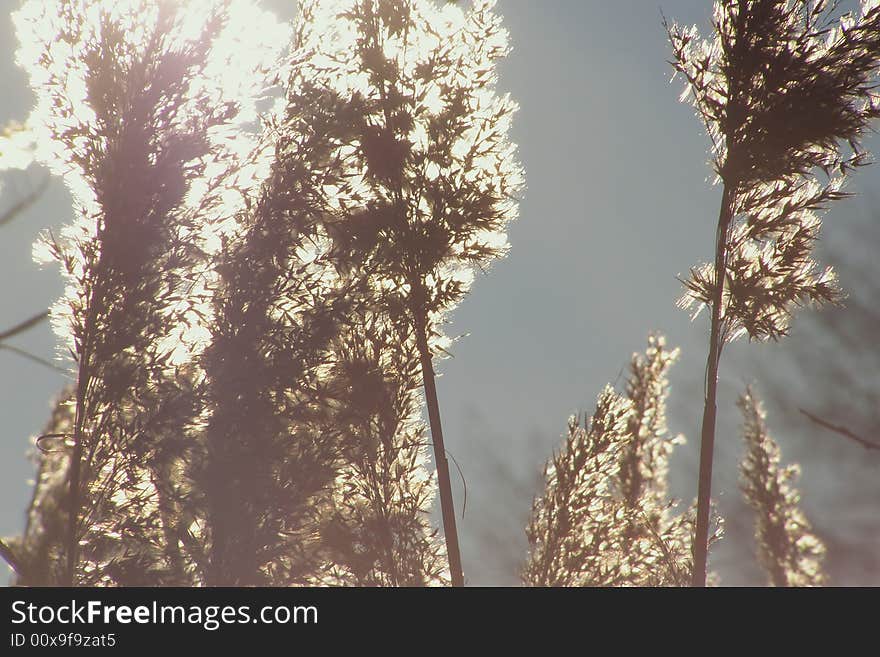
1, 0, 877, 586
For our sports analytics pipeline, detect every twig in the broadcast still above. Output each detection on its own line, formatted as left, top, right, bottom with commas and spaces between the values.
0, 344, 66, 372
0, 310, 48, 341
0, 311, 62, 372
0, 176, 49, 227
799, 407, 880, 451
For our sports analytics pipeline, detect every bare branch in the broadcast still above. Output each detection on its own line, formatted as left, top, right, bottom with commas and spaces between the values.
0, 176, 49, 227
0, 344, 65, 372
799, 407, 880, 452
0, 310, 48, 342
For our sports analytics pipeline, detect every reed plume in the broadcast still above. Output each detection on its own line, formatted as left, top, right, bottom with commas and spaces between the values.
667, 0, 880, 585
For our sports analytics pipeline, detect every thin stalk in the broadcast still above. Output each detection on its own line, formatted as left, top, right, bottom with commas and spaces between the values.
65, 268, 105, 587
368, 12, 469, 586
413, 311, 464, 587
65, 348, 91, 587
692, 183, 734, 587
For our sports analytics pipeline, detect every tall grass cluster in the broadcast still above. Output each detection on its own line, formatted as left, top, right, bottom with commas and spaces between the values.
1, 0, 876, 587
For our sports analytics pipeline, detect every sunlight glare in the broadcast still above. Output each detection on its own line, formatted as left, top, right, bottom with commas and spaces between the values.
11, 0, 289, 369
